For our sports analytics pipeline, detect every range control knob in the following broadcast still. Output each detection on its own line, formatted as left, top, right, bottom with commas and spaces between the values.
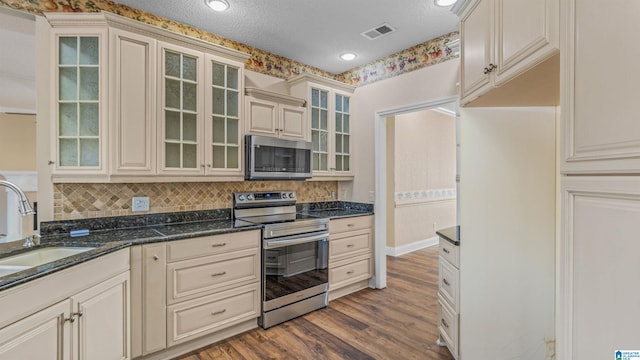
237, 194, 245, 201
288, 193, 295, 199
281, 193, 287, 199
247, 194, 254, 200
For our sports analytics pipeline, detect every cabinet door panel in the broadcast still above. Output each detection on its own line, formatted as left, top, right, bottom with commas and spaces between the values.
495, 0, 558, 82
111, 30, 156, 175
0, 300, 69, 360
245, 97, 277, 136
562, 0, 640, 173
72, 271, 129, 360
460, 0, 492, 101
560, 177, 640, 359
280, 105, 306, 140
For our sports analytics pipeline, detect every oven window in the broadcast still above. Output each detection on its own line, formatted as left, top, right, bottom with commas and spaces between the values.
254, 145, 311, 173
264, 240, 328, 301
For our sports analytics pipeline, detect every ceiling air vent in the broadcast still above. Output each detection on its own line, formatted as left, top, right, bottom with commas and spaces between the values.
361, 23, 397, 40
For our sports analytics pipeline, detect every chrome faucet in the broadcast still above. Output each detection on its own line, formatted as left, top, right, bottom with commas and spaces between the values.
0, 180, 35, 216
0, 180, 37, 247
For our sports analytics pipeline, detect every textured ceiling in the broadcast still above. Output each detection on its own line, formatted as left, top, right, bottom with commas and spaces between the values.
114, 0, 459, 74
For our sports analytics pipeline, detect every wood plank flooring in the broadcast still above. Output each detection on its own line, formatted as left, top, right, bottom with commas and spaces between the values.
177, 246, 454, 360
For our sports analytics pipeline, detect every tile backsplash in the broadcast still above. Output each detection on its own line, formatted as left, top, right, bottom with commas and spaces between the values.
54, 181, 338, 220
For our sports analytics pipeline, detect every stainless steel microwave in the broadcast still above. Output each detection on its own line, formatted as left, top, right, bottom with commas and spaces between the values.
245, 135, 312, 180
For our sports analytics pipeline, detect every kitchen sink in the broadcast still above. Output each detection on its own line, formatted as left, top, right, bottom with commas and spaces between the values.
0, 247, 95, 270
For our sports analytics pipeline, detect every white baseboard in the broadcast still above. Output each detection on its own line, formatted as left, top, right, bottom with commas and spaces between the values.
386, 236, 439, 257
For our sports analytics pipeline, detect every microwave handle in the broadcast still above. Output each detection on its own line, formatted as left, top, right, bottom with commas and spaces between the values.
264, 233, 328, 249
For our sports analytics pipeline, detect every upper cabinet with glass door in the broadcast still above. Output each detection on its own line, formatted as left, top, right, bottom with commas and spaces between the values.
205, 55, 244, 176
289, 74, 355, 179
44, 13, 249, 182
158, 43, 204, 176
47, 14, 109, 178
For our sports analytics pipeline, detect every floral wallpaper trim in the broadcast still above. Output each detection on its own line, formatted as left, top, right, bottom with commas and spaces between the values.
338, 32, 460, 86
0, 0, 457, 86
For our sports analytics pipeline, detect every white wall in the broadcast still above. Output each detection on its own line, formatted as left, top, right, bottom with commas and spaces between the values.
387, 109, 456, 254
347, 60, 459, 203
459, 107, 556, 359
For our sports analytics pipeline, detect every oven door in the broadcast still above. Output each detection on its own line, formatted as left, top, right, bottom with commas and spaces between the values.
262, 232, 329, 312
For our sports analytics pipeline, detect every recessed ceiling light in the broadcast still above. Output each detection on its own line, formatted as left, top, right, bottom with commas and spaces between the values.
206, 0, 230, 12
434, 0, 457, 6
340, 53, 357, 61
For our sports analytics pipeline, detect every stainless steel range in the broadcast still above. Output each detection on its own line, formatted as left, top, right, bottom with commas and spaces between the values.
233, 191, 329, 329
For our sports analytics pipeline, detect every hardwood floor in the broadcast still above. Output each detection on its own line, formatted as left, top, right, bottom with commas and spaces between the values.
177, 246, 454, 360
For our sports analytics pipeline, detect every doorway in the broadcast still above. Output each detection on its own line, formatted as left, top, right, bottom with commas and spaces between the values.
372, 96, 458, 289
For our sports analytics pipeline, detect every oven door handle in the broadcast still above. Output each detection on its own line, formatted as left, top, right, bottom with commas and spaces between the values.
264, 233, 328, 249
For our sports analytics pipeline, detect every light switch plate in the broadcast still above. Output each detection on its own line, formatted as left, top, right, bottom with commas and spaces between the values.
132, 197, 150, 212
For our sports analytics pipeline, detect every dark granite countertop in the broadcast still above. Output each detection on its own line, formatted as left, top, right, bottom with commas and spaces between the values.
0, 201, 374, 291
436, 225, 460, 246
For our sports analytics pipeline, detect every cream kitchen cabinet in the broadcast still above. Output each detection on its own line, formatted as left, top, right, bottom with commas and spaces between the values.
560, 0, 640, 174
110, 29, 157, 176
130, 230, 260, 359
455, 0, 559, 107
46, 14, 109, 180
245, 87, 307, 141
436, 237, 460, 359
158, 44, 245, 178
328, 215, 373, 300
0, 249, 130, 360
289, 74, 355, 179
43, 12, 249, 182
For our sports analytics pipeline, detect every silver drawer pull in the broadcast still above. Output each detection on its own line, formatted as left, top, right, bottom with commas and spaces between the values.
64, 317, 75, 323
441, 318, 449, 329
346, 270, 355, 275
443, 278, 450, 286
211, 243, 227, 247
347, 223, 355, 227
211, 271, 227, 277
347, 244, 355, 248
442, 248, 450, 254
72, 312, 83, 318
211, 309, 226, 316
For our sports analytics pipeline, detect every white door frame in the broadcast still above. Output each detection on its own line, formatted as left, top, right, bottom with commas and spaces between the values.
372, 95, 458, 289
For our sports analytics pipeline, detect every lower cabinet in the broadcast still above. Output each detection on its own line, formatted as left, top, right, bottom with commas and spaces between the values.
437, 238, 460, 359
131, 230, 261, 358
328, 215, 374, 300
0, 250, 130, 360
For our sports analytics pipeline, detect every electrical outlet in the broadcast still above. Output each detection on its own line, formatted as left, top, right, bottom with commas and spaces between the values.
331, 191, 336, 199
132, 197, 149, 212
369, 191, 375, 202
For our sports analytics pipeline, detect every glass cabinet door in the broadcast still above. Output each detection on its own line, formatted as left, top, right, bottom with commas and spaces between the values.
163, 49, 199, 170
334, 94, 350, 172
310, 88, 329, 172
57, 36, 100, 168
209, 59, 240, 170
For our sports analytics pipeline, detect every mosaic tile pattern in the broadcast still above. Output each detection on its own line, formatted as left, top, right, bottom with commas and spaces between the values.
0, 0, 457, 86
53, 181, 338, 220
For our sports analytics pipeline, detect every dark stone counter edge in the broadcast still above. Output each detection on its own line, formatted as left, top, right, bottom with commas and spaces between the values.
436, 225, 460, 246
0, 207, 374, 291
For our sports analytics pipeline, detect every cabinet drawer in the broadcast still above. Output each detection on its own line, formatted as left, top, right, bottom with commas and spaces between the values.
439, 239, 459, 268
330, 230, 372, 260
166, 230, 260, 262
167, 249, 259, 304
167, 284, 259, 347
438, 294, 458, 358
330, 216, 373, 234
438, 257, 460, 312
329, 255, 372, 289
